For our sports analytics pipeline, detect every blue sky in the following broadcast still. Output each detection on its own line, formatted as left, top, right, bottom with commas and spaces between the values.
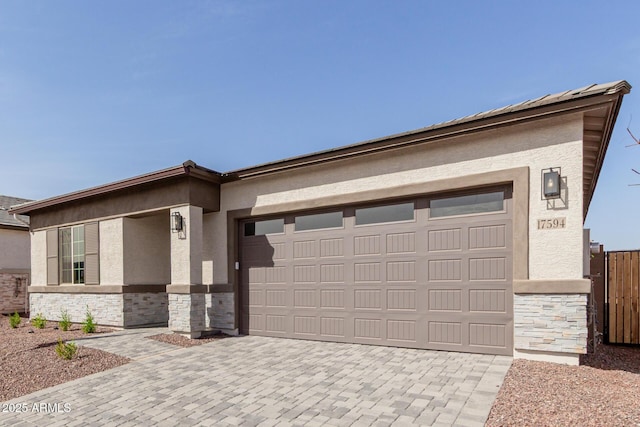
1, 1, 639, 249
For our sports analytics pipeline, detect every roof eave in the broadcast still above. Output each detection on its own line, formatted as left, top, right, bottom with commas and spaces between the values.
0, 223, 29, 231
223, 85, 631, 182
10, 161, 221, 215
583, 90, 629, 218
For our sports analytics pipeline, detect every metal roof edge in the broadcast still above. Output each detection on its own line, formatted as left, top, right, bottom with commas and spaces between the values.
223, 80, 632, 180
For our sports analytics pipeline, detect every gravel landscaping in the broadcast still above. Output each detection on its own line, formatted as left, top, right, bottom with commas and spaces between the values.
0, 314, 230, 403
487, 343, 640, 426
0, 313, 130, 402
3, 312, 639, 426
145, 332, 228, 347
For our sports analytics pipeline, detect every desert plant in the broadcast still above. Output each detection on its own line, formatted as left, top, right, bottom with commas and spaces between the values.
55, 339, 78, 360
31, 313, 47, 329
82, 307, 96, 333
9, 312, 21, 328
59, 309, 72, 331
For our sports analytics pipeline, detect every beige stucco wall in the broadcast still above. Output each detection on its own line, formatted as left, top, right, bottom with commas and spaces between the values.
170, 205, 203, 285
0, 228, 30, 270
202, 213, 215, 285
123, 214, 170, 285
100, 218, 124, 285
210, 114, 584, 284
25, 114, 586, 293
31, 215, 172, 286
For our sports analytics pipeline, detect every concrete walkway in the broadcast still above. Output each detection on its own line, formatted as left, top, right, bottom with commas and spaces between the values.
72, 327, 179, 360
2, 332, 511, 427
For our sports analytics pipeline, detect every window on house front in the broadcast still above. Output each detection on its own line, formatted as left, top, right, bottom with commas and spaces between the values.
47, 222, 98, 286
59, 225, 85, 284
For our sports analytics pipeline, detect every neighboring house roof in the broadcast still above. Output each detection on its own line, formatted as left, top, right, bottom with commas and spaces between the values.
10, 80, 631, 218
0, 195, 32, 229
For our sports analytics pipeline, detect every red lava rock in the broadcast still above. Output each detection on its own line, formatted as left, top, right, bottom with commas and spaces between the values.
486, 343, 640, 427
1, 314, 130, 402
145, 332, 228, 347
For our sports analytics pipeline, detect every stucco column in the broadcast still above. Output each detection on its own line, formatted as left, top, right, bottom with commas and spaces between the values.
167, 205, 206, 338
170, 205, 203, 285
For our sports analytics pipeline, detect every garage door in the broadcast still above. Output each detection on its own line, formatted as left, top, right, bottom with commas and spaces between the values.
239, 187, 513, 355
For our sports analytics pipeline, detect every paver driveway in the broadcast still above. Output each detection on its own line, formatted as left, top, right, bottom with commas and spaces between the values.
1, 334, 511, 426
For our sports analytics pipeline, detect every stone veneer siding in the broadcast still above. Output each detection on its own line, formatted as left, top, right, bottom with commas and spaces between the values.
205, 292, 235, 331
514, 293, 588, 354
30, 291, 169, 327
169, 293, 205, 336
123, 292, 168, 327
0, 273, 29, 314
30, 292, 124, 326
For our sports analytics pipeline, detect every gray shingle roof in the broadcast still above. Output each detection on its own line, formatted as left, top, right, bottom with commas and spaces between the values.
0, 195, 32, 228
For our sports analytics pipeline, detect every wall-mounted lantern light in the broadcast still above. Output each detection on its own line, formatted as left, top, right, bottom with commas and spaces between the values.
171, 212, 183, 232
542, 167, 561, 199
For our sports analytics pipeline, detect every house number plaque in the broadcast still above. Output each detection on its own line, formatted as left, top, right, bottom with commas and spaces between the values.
537, 217, 566, 229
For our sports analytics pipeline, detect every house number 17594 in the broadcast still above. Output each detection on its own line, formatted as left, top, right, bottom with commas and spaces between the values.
537, 218, 566, 229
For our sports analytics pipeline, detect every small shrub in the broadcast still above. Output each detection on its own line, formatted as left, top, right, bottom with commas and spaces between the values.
55, 339, 78, 360
82, 308, 96, 334
9, 312, 21, 328
59, 309, 72, 331
31, 313, 47, 329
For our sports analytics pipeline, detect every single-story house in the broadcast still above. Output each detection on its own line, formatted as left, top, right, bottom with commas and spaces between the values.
11, 80, 631, 365
0, 195, 32, 314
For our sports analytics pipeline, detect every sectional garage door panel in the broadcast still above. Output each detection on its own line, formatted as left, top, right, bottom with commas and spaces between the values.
240, 190, 513, 355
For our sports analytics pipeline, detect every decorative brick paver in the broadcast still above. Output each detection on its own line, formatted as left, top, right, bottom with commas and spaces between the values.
1, 335, 511, 426
72, 327, 178, 360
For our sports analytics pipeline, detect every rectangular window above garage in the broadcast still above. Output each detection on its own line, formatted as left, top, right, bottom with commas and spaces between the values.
430, 191, 504, 218
355, 202, 414, 225
295, 211, 343, 231
244, 218, 285, 236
